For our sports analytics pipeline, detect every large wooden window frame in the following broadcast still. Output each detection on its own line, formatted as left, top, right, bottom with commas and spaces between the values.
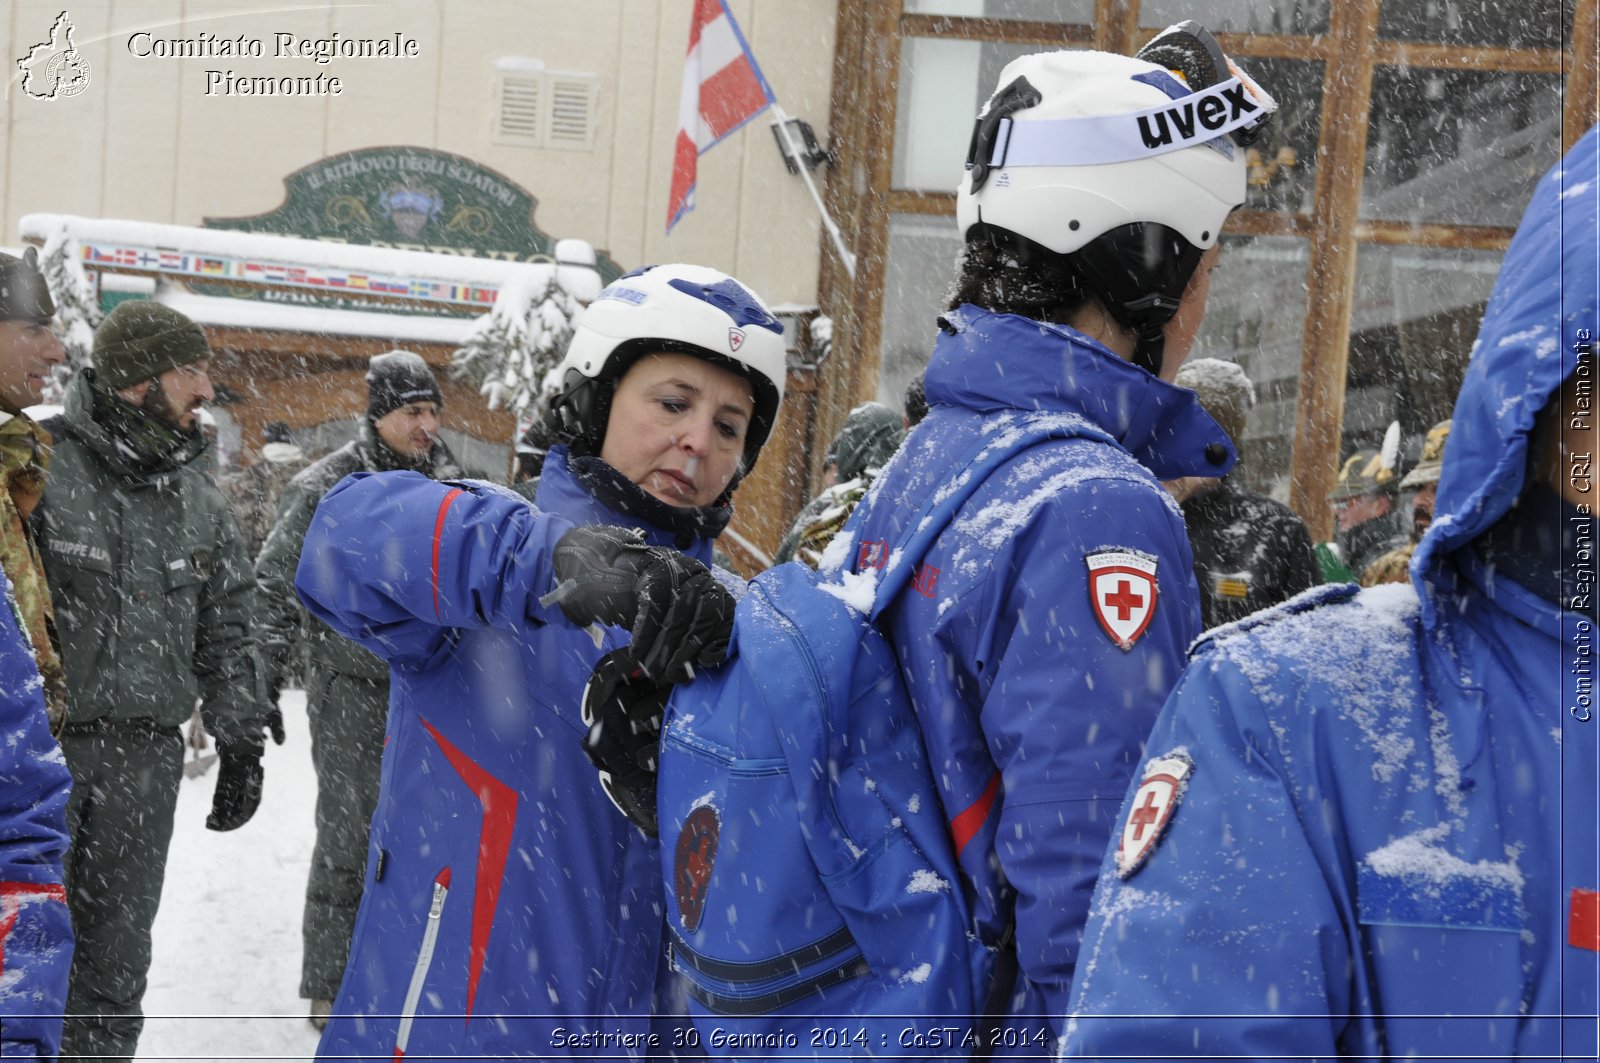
817, 0, 1597, 539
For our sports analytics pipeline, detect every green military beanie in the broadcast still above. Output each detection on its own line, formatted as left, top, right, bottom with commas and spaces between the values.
92, 301, 210, 389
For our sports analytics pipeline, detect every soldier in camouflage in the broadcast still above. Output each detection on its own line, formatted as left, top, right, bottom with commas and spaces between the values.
0, 248, 68, 733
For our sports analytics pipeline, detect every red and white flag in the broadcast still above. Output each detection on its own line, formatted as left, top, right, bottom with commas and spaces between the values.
666, 0, 775, 232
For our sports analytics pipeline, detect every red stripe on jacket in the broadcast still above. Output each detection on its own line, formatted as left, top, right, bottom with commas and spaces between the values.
430, 488, 465, 619
420, 717, 518, 1021
949, 772, 1002, 857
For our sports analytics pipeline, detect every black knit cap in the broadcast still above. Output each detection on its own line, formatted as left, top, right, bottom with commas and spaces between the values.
366, 349, 442, 421
0, 247, 55, 321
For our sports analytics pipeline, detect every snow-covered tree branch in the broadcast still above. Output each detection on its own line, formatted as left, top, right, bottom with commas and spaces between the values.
451, 264, 579, 419
40, 226, 102, 385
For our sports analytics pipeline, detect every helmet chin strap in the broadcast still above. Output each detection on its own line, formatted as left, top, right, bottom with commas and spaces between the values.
1131, 324, 1166, 377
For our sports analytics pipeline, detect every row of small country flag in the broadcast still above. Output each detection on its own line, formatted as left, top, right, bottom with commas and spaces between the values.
81, 243, 498, 308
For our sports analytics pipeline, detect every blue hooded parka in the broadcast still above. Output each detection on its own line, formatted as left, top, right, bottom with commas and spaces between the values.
1063, 128, 1600, 1060
842, 307, 1236, 1047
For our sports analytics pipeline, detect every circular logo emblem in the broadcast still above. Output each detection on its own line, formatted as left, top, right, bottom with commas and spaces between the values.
673, 804, 721, 931
46, 50, 91, 98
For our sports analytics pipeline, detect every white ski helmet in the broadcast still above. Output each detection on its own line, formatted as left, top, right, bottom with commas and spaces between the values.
956, 22, 1275, 370
554, 263, 787, 481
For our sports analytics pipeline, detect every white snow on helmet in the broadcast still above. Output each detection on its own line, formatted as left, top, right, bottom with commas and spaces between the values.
956, 41, 1275, 256
556, 263, 787, 477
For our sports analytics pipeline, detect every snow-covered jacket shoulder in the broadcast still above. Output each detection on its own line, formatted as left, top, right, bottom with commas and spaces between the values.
0, 565, 73, 1060
1064, 127, 1600, 1062
297, 446, 715, 1060
841, 307, 1233, 1047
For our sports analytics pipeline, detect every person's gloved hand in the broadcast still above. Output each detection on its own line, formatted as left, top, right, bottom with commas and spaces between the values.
549, 526, 736, 681
581, 649, 672, 837
207, 735, 265, 832
265, 705, 286, 746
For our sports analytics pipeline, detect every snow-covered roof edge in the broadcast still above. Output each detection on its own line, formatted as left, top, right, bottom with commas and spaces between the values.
19, 214, 600, 299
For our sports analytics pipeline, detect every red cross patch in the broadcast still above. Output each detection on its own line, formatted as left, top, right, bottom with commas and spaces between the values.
728, 326, 746, 352
1086, 549, 1159, 650
1115, 752, 1193, 879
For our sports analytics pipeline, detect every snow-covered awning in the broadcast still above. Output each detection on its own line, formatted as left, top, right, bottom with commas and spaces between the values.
154, 284, 477, 345
19, 213, 603, 310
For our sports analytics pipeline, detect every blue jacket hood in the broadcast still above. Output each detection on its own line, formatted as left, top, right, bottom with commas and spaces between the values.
1413, 127, 1599, 616
926, 306, 1237, 480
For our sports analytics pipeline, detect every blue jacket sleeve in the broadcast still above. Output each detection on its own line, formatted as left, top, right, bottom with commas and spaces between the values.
294, 471, 577, 668
1061, 643, 1350, 1058
0, 582, 74, 1059
950, 478, 1199, 1046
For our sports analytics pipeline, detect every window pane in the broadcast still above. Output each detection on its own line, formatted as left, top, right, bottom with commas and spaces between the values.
1139, 0, 1329, 34
1343, 245, 1503, 463
1185, 235, 1311, 502
1240, 57, 1324, 215
893, 37, 1045, 191
1378, 0, 1570, 48
878, 213, 962, 408
1361, 68, 1562, 227
905, 0, 1094, 22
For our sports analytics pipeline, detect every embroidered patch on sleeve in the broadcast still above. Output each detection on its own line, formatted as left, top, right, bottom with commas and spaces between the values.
1087, 549, 1159, 650
674, 804, 721, 932
1115, 751, 1194, 879
1211, 569, 1252, 600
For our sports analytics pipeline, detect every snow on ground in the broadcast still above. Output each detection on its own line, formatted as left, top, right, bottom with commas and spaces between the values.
136, 689, 322, 1062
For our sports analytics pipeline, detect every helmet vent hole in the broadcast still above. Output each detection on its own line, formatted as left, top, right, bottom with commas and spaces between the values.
1201, 230, 1211, 242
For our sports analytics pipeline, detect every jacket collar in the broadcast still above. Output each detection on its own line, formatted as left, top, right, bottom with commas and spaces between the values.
924, 306, 1236, 481
61, 370, 205, 480
534, 446, 715, 566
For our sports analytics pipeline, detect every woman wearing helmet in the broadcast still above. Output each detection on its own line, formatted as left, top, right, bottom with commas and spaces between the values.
837, 23, 1274, 1050
291, 264, 785, 1060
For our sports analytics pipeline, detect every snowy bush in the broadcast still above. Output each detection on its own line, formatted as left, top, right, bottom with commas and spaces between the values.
451, 265, 579, 419
39, 227, 102, 391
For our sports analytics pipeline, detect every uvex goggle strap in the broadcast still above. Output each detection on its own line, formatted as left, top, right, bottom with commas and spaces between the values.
970, 73, 1277, 175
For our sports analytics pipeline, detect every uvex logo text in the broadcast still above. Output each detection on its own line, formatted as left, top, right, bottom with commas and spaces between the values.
1136, 81, 1260, 150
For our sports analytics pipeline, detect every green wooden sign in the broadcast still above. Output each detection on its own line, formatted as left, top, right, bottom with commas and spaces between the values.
202, 145, 624, 310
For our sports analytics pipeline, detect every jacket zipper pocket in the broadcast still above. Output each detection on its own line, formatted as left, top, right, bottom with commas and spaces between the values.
393, 867, 451, 1059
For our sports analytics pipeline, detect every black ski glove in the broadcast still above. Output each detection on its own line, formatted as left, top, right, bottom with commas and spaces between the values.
549, 526, 736, 681
265, 706, 286, 746
581, 649, 672, 837
207, 735, 264, 832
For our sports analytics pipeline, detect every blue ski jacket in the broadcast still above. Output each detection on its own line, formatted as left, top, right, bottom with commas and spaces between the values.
1064, 128, 1600, 1060
0, 564, 73, 1060
842, 307, 1235, 1049
296, 448, 707, 1061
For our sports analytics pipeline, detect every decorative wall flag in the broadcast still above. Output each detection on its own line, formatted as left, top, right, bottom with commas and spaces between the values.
666, 0, 775, 232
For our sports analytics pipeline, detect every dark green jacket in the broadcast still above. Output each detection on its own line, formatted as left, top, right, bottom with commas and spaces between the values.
33, 372, 265, 739
255, 422, 479, 688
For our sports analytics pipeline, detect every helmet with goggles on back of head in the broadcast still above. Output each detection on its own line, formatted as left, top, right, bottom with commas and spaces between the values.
956, 21, 1275, 376
552, 263, 787, 492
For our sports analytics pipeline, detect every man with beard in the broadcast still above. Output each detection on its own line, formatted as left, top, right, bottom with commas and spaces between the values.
253, 349, 483, 1028
33, 300, 274, 1063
